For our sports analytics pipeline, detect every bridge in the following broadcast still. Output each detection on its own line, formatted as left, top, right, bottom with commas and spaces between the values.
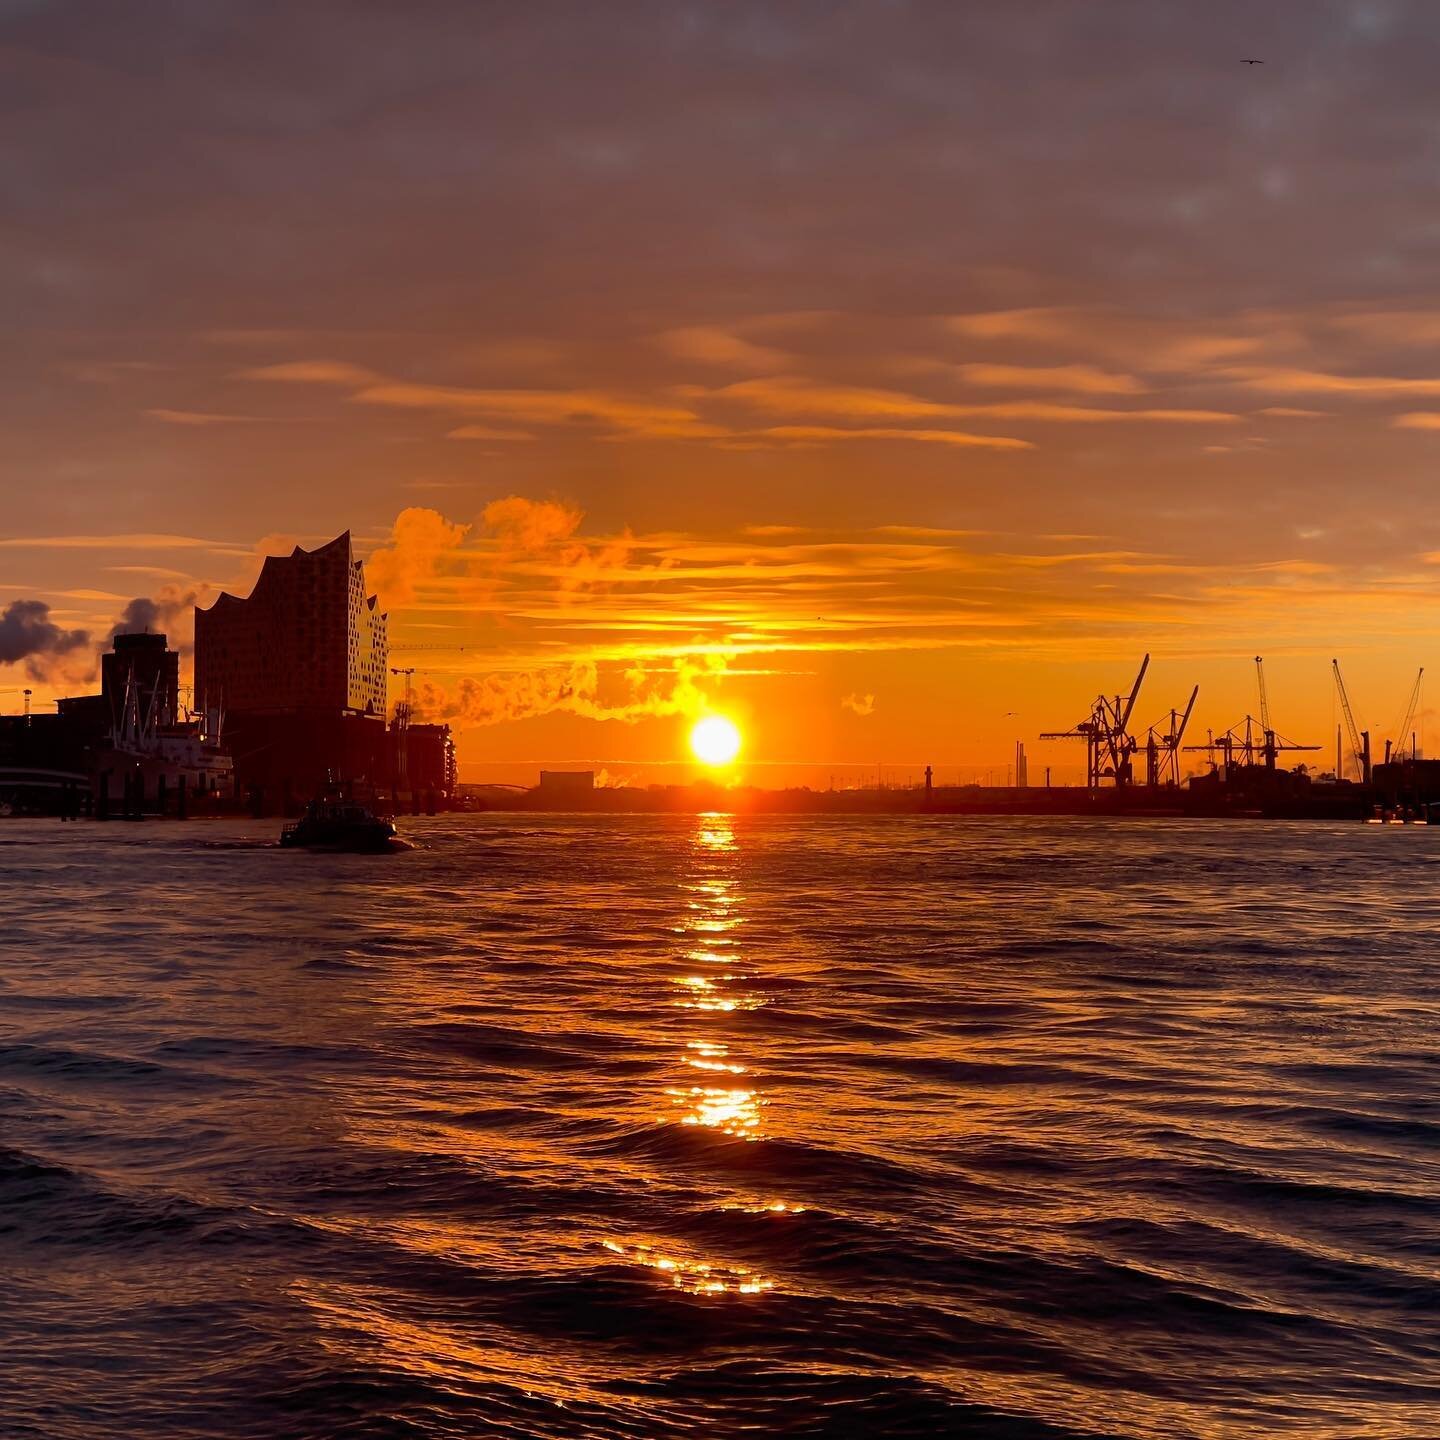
0, 765, 89, 793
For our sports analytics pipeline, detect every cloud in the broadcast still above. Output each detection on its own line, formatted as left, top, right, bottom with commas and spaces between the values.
1222, 366, 1440, 396
239, 360, 380, 385
0, 533, 230, 551
654, 325, 789, 371
757, 425, 1032, 450
107, 583, 208, 650
1391, 412, 1440, 430
955, 403, 1236, 424
446, 425, 535, 441
1257, 407, 1328, 418
719, 376, 963, 419
365, 507, 473, 605
955, 363, 1144, 395
841, 692, 875, 715
719, 377, 1233, 425
414, 653, 728, 728
0, 599, 92, 683
1328, 311, 1440, 346
482, 496, 583, 552
353, 381, 721, 438
946, 309, 1078, 341
143, 408, 261, 426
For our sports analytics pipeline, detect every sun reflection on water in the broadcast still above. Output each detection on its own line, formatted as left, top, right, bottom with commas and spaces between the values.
665, 817, 768, 1136
600, 1239, 774, 1295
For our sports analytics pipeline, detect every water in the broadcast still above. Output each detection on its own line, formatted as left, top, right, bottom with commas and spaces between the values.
2, 814, 1437, 1439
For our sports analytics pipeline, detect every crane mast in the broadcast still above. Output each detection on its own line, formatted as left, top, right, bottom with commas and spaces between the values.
1041, 654, 1150, 789
1389, 667, 1424, 764
1331, 659, 1369, 783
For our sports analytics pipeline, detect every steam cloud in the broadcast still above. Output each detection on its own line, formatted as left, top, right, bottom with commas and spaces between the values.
415, 654, 727, 729
0, 599, 92, 683
369, 497, 720, 729
841, 692, 876, 716
366, 507, 472, 605
109, 583, 207, 651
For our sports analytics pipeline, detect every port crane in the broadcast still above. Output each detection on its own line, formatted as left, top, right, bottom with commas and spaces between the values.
1040, 654, 1149, 789
1332, 659, 1370, 783
1142, 685, 1199, 787
1385, 667, 1424, 764
1186, 657, 1317, 773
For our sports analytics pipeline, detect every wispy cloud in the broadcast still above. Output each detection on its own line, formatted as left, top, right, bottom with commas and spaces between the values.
1222, 366, 1440, 397
757, 425, 1032, 450
0, 533, 233, 551
446, 425, 536, 441
954, 363, 1144, 395
654, 325, 789, 371
239, 360, 381, 385
144, 408, 263, 426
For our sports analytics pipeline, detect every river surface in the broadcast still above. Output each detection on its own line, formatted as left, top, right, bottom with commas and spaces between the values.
1, 814, 1437, 1438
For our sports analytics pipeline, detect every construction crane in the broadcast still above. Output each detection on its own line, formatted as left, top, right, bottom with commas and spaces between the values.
389, 667, 416, 727
1143, 685, 1199, 787
1386, 667, 1424, 765
1255, 656, 1271, 737
1040, 654, 1150, 789
390, 667, 416, 793
1332, 659, 1369, 784
389, 644, 470, 653
1185, 714, 1320, 773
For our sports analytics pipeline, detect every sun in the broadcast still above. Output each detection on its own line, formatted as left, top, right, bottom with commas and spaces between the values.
690, 715, 742, 767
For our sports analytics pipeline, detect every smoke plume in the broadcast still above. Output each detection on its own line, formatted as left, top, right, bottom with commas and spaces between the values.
366, 506, 472, 605
109, 583, 208, 651
0, 599, 93, 683
414, 653, 727, 729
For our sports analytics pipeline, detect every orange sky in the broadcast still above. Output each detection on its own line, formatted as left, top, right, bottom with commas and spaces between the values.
2, 4, 1437, 784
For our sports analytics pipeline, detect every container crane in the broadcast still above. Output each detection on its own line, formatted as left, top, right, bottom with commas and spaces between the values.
1386, 667, 1424, 764
1143, 685, 1199, 787
1185, 659, 1316, 775
1040, 654, 1149, 789
1255, 655, 1273, 746
1332, 659, 1369, 784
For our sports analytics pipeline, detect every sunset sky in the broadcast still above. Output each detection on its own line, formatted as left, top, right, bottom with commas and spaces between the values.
4, 1, 1439, 783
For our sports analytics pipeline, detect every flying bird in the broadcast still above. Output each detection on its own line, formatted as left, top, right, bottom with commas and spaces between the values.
1243, 58, 1264, 64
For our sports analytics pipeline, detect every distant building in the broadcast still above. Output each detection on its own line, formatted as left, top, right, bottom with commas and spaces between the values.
537, 769, 595, 801
195, 531, 387, 718
194, 532, 389, 809
406, 723, 457, 798
104, 631, 179, 729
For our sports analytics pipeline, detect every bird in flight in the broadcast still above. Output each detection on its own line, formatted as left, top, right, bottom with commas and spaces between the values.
1243, 58, 1264, 64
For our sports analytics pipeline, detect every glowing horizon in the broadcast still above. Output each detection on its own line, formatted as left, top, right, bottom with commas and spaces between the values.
4, 7, 1439, 787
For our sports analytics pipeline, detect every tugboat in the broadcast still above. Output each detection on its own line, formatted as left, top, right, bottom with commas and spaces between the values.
280, 798, 398, 852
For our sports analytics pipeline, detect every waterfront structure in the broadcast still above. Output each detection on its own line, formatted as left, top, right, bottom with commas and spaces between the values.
406, 723, 457, 800
193, 532, 389, 810
195, 532, 387, 718
103, 632, 179, 730
538, 769, 595, 801
1, 630, 230, 815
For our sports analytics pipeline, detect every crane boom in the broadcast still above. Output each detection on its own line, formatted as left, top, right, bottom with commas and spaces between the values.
1332, 659, 1364, 780
1391, 667, 1424, 761
1119, 653, 1150, 730
1175, 685, 1199, 748
1255, 656, 1271, 735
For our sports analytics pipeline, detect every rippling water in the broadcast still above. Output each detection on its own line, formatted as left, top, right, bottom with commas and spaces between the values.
2, 814, 1437, 1438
